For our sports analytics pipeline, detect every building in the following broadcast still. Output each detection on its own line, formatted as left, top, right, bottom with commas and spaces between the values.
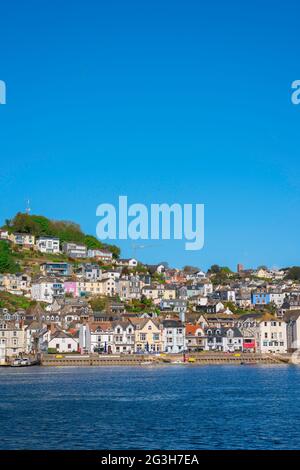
62, 242, 87, 259
205, 327, 243, 352
40, 262, 71, 277
31, 279, 64, 303
283, 311, 300, 352
251, 292, 271, 306
111, 320, 135, 354
0, 229, 9, 240
131, 318, 163, 353
36, 236, 60, 254
256, 317, 287, 354
89, 322, 114, 353
87, 249, 113, 263
0, 320, 26, 363
185, 324, 206, 352
48, 330, 79, 353
162, 320, 185, 353
9, 232, 35, 248
79, 264, 102, 281
237, 263, 244, 273
117, 258, 138, 268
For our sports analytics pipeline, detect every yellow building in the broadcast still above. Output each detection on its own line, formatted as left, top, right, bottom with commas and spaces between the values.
131, 318, 163, 353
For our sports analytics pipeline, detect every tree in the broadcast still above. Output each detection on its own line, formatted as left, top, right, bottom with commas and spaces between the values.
183, 265, 200, 273
285, 267, 300, 281
209, 264, 221, 274
0, 241, 19, 273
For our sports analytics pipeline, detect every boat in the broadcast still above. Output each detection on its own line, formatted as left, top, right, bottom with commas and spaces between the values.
11, 358, 39, 367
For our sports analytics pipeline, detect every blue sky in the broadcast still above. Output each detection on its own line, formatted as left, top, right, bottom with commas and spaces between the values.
0, 0, 300, 270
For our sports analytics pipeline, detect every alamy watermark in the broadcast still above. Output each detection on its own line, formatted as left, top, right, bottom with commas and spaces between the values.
291, 80, 300, 105
0, 80, 6, 104
96, 196, 204, 251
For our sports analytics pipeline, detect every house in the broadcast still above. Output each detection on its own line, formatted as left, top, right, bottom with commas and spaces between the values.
196, 300, 225, 314
251, 291, 270, 306
162, 320, 185, 353
186, 282, 213, 298
9, 232, 35, 248
36, 236, 60, 254
217, 289, 236, 303
79, 264, 102, 281
255, 317, 287, 354
185, 270, 206, 281
146, 264, 166, 275
117, 258, 138, 268
48, 330, 79, 353
0, 229, 9, 239
89, 322, 114, 353
205, 327, 243, 352
235, 294, 252, 309
87, 248, 113, 263
31, 278, 64, 303
116, 276, 141, 301
111, 320, 135, 354
0, 273, 31, 296
185, 324, 206, 352
160, 299, 187, 315
40, 262, 71, 277
131, 318, 163, 353
62, 242, 87, 259
283, 311, 300, 352
0, 320, 26, 363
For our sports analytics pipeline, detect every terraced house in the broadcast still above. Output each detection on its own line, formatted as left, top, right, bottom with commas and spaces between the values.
131, 318, 163, 353
0, 320, 26, 364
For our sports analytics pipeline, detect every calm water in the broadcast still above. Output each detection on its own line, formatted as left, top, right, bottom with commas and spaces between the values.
0, 364, 300, 449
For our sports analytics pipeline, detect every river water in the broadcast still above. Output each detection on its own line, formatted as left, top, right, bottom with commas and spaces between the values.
0, 365, 299, 449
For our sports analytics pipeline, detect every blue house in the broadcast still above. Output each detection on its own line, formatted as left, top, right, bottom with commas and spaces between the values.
251, 292, 271, 305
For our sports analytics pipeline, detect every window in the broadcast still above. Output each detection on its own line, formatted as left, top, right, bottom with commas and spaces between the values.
140, 333, 146, 341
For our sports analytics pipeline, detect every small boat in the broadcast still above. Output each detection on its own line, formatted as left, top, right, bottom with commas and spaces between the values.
240, 361, 257, 366
11, 358, 39, 367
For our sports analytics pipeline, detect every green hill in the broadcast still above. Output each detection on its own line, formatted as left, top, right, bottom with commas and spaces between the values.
2, 212, 120, 258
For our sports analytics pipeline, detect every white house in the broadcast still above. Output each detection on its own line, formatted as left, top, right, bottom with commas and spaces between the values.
62, 242, 87, 259
256, 318, 287, 354
269, 291, 286, 308
89, 322, 114, 353
31, 279, 64, 303
117, 258, 138, 268
87, 249, 113, 263
48, 330, 79, 353
36, 236, 60, 254
162, 320, 185, 353
112, 321, 135, 354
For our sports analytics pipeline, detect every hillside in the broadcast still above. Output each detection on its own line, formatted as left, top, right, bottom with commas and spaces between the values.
2, 212, 120, 258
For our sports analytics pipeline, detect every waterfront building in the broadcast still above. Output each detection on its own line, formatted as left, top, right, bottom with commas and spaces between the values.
255, 317, 287, 354
0, 320, 26, 363
48, 330, 79, 353
162, 319, 185, 353
131, 318, 163, 353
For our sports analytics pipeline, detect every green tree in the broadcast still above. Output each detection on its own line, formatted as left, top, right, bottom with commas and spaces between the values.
0, 241, 19, 273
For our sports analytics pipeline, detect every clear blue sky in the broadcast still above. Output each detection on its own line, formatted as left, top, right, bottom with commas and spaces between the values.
0, 0, 300, 270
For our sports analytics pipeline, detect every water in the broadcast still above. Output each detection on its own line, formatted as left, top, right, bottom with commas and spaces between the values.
0, 365, 300, 449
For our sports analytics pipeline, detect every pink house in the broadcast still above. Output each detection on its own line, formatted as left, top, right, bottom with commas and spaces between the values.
64, 281, 79, 297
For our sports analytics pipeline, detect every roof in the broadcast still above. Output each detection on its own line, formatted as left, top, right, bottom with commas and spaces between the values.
162, 320, 183, 328
185, 324, 203, 335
